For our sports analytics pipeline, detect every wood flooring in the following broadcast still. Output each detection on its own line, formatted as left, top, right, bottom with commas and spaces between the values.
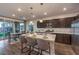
0, 39, 76, 55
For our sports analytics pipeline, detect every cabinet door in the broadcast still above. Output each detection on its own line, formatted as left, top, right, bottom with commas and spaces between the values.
59, 19, 65, 28
55, 34, 71, 44
63, 35, 71, 44
55, 34, 64, 43
37, 21, 47, 28
59, 17, 75, 28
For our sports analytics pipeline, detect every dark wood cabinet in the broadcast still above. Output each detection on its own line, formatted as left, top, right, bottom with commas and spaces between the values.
59, 19, 65, 28
55, 34, 71, 44
37, 21, 47, 28
59, 17, 75, 28
37, 17, 75, 28
37, 19, 60, 28
62, 17, 75, 28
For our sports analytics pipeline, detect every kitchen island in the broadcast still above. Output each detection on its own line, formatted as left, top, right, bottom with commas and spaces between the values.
21, 33, 56, 55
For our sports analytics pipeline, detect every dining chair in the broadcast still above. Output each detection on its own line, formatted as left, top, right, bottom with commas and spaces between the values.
37, 39, 50, 55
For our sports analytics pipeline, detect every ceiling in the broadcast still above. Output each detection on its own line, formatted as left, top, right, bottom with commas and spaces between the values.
0, 3, 79, 21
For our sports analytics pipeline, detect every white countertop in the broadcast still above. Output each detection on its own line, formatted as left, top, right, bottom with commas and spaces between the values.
21, 33, 56, 42
50, 32, 74, 35
48, 32, 79, 35
36, 31, 75, 35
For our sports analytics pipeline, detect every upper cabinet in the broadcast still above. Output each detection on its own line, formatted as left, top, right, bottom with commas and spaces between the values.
60, 17, 75, 28
37, 19, 60, 28
37, 17, 76, 28
37, 20, 47, 28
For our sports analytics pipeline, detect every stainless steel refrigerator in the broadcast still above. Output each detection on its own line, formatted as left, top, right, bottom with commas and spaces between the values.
71, 19, 79, 54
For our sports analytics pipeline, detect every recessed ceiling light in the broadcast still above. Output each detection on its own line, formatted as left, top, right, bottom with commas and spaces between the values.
30, 7, 33, 10
63, 8, 67, 11
30, 21, 33, 25
17, 8, 22, 11
44, 12, 47, 15
12, 14, 15, 17
40, 3, 43, 5
39, 20, 43, 23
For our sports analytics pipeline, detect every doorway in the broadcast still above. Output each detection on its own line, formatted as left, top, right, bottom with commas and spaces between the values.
28, 24, 34, 32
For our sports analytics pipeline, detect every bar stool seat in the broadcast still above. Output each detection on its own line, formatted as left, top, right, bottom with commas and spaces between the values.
37, 39, 50, 55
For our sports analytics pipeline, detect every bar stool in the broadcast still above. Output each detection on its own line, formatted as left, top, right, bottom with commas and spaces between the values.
20, 36, 28, 54
26, 37, 37, 55
10, 34, 17, 41
37, 39, 50, 55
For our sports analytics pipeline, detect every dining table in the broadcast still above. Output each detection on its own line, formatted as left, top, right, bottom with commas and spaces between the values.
21, 33, 56, 55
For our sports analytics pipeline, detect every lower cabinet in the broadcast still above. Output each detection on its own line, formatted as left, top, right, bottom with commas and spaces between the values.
55, 34, 71, 44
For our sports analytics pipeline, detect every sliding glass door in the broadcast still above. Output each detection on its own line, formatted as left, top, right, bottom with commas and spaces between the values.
0, 18, 25, 41
0, 19, 13, 40
0, 20, 4, 40
3, 20, 13, 39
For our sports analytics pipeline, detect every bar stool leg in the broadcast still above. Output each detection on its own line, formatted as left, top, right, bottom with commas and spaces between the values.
40, 50, 42, 55
28, 46, 32, 55
21, 43, 23, 54
49, 43, 51, 55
